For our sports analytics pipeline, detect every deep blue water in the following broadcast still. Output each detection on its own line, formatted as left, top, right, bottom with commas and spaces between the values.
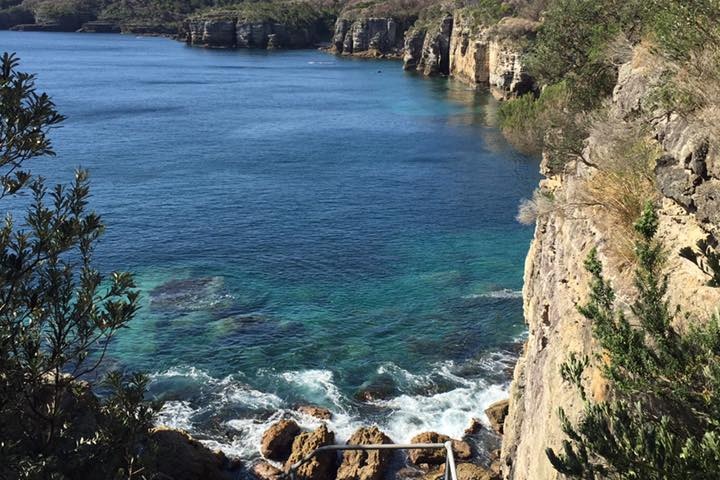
1, 31, 540, 459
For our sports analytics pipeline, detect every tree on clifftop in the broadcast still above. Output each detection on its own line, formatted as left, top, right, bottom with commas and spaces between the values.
0, 52, 157, 479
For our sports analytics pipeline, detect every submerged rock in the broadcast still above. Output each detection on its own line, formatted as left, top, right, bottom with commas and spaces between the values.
336, 426, 393, 480
285, 423, 336, 479
484, 399, 509, 435
261, 419, 301, 461
149, 276, 234, 313
423, 463, 497, 480
354, 374, 399, 402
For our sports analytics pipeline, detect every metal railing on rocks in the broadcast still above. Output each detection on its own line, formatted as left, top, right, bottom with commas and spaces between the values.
283, 441, 458, 480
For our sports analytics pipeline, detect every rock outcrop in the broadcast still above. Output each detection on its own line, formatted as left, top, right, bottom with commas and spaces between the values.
261, 419, 301, 461
336, 426, 393, 480
402, 14, 453, 75
145, 427, 240, 480
297, 405, 332, 420
500, 44, 720, 480
401, 11, 536, 96
484, 399, 509, 435
183, 9, 326, 49
285, 423, 336, 480
331, 16, 409, 58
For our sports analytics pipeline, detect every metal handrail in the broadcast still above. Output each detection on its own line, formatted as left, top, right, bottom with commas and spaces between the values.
283, 440, 458, 480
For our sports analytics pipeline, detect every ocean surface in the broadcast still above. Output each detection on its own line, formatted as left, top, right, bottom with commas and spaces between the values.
1, 32, 540, 462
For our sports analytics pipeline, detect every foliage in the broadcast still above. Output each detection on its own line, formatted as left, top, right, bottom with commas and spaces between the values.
680, 239, 720, 288
498, 82, 588, 172
0, 5, 33, 28
527, 0, 647, 110
546, 203, 720, 479
464, 0, 509, 27
0, 52, 157, 479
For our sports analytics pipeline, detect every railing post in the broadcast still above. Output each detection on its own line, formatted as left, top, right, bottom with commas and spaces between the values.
444, 455, 450, 480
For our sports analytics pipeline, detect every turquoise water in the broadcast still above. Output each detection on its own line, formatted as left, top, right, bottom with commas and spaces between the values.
1, 32, 539, 460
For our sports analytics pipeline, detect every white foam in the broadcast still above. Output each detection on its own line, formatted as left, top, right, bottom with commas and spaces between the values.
279, 369, 346, 411
156, 400, 197, 431
218, 380, 283, 410
464, 289, 523, 299
150, 365, 215, 382
377, 382, 508, 442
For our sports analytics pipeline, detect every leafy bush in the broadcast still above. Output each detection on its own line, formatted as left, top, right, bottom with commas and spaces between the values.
547, 204, 720, 479
498, 82, 588, 172
0, 52, 157, 479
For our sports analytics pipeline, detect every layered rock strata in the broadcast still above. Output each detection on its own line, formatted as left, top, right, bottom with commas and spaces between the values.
500, 45, 720, 479
331, 16, 410, 57
184, 18, 321, 49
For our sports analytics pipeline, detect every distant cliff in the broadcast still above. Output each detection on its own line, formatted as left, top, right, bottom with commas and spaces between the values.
182, 2, 334, 49
402, 9, 537, 97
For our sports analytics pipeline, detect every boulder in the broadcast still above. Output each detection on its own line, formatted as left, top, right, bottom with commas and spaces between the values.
336, 426, 393, 480
145, 427, 238, 480
451, 439, 473, 461
484, 399, 509, 435
408, 432, 450, 465
252, 461, 284, 480
297, 405, 332, 420
463, 418, 484, 436
285, 423, 336, 480
261, 419, 301, 461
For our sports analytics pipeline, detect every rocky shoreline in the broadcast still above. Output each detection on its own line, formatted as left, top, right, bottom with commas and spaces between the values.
249, 400, 509, 480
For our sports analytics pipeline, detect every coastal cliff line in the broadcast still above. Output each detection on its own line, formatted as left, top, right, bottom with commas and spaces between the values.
499, 43, 720, 479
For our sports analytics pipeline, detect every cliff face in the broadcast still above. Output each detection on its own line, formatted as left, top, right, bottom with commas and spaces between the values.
402, 14, 453, 75
500, 45, 720, 479
184, 18, 320, 49
402, 12, 536, 97
331, 16, 408, 57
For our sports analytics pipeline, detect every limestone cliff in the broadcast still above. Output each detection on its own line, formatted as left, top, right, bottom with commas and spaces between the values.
331, 16, 410, 57
183, 17, 322, 49
500, 45, 720, 479
402, 11, 537, 97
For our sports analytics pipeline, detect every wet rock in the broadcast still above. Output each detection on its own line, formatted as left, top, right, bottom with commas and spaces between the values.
252, 461, 284, 480
464, 418, 484, 436
285, 424, 336, 479
78, 21, 121, 33
451, 439, 473, 461
336, 426, 393, 480
297, 405, 332, 420
354, 375, 398, 402
145, 427, 239, 480
396, 466, 425, 478
484, 399, 509, 435
408, 432, 450, 465
261, 419, 301, 461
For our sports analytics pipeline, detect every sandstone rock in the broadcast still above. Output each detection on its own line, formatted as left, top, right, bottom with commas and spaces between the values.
261, 419, 301, 461
146, 427, 238, 480
285, 423, 336, 479
336, 426, 393, 480
408, 432, 449, 465
695, 180, 720, 225
297, 405, 332, 420
464, 418, 484, 436
451, 439, 473, 461
252, 461, 284, 480
485, 399, 509, 435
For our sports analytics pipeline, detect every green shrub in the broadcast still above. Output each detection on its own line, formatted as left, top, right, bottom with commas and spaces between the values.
498, 82, 587, 172
547, 204, 720, 479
